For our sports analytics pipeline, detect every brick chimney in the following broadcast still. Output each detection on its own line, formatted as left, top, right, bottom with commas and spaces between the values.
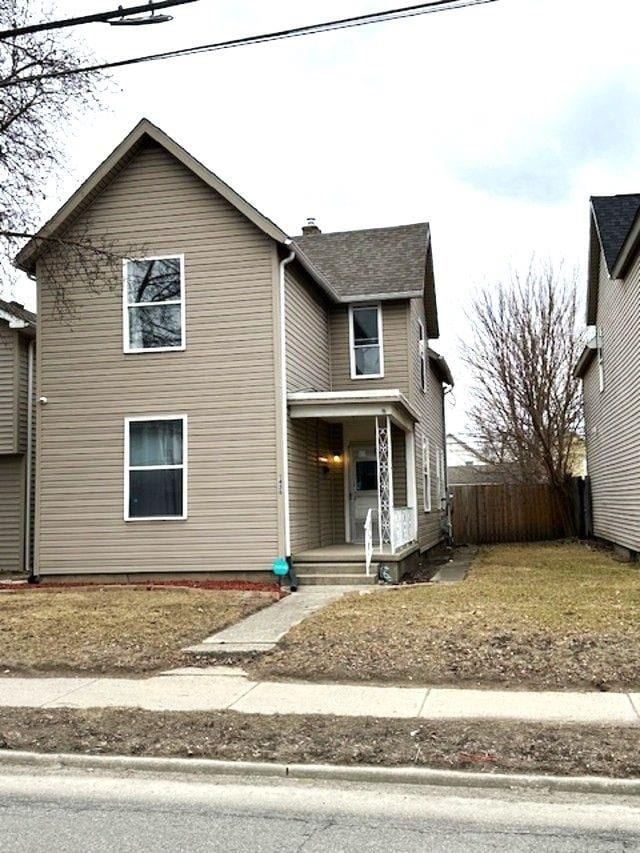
301, 217, 321, 236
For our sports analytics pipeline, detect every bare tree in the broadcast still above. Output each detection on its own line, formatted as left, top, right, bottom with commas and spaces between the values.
0, 0, 105, 297
462, 261, 583, 532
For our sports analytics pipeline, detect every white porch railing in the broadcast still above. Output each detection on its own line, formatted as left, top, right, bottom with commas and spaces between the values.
391, 506, 417, 551
364, 508, 374, 576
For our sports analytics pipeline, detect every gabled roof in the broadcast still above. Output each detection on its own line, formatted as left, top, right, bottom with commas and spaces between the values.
586, 194, 640, 325
15, 118, 289, 275
0, 298, 36, 328
14, 118, 441, 338
591, 194, 640, 274
295, 223, 440, 337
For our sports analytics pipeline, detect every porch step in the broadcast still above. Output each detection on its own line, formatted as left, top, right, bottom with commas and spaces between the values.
293, 562, 368, 576
295, 572, 378, 586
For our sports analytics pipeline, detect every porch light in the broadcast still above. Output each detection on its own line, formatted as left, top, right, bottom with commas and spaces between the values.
332, 454, 342, 465
318, 455, 329, 464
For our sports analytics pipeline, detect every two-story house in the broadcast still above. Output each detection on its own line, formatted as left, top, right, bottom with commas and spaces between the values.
0, 299, 36, 573
16, 119, 452, 585
575, 194, 640, 560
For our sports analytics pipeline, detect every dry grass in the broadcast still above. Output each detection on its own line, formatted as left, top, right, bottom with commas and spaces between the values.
0, 586, 275, 675
1, 708, 639, 778
252, 542, 640, 690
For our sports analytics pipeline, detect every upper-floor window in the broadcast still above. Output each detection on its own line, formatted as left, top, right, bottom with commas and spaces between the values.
349, 304, 384, 379
123, 255, 185, 353
418, 319, 427, 392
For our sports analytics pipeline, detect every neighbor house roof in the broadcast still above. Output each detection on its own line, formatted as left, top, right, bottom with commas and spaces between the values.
14, 118, 440, 336
0, 298, 36, 328
295, 223, 439, 337
587, 194, 640, 326
591, 194, 640, 274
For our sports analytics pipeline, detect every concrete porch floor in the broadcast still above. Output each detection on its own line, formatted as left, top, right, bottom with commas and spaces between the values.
294, 542, 419, 563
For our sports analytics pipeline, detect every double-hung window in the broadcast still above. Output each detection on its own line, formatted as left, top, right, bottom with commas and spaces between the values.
435, 448, 446, 506
422, 436, 431, 512
349, 304, 384, 378
418, 319, 427, 391
124, 255, 185, 352
125, 416, 187, 520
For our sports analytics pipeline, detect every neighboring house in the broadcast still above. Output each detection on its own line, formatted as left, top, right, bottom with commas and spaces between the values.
0, 299, 36, 573
575, 193, 640, 559
447, 433, 517, 485
15, 118, 453, 585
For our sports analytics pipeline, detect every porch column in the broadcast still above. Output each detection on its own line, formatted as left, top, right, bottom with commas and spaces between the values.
375, 415, 394, 551
405, 427, 418, 542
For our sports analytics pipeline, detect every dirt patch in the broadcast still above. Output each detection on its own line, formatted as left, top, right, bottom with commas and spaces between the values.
0, 587, 276, 675
249, 542, 640, 691
0, 708, 638, 778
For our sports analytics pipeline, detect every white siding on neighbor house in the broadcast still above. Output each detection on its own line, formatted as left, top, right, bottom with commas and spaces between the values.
285, 266, 331, 393
0, 455, 24, 571
408, 298, 446, 551
583, 246, 640, 552
36, 141, 280, 575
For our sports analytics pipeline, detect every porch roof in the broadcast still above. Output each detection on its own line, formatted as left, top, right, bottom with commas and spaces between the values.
288, 389, 419, 431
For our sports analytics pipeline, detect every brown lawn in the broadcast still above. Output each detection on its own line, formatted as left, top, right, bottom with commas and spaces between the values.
0, 586, 276, 675
251, 542, 640, 690
1, 708, 639, 778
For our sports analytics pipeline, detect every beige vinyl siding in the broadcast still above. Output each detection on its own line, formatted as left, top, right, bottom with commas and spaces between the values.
408, 298, 446, 551
330, 301, 410, 393
583, 246, 640, 552
16, 335, 30, 453
289, 419, 344, 553
35, 141, 280, 575
0, 455, 25, 571
391, 422, 407, 506
0, 327, 18, 453
285, 266, 331, 392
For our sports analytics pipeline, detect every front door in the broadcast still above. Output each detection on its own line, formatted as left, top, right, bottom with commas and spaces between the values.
349, 444, 378, 543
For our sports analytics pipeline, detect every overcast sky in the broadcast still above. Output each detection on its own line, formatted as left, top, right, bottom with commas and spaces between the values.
10, 0, 640, 433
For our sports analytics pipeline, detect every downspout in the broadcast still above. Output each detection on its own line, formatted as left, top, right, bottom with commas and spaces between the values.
25, 337, 37, 581
279, 241, 297, 589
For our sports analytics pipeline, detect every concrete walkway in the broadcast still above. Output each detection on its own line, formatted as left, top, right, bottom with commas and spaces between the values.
184, 586, 363, 654
2, 669, 639, 724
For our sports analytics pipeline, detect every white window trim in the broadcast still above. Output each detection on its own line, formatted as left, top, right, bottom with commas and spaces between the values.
348, 302, 384, 380
418, 318, 427, 392
124, 414, 188, 522
422, 435, 431, 512
123, 254, 186, 354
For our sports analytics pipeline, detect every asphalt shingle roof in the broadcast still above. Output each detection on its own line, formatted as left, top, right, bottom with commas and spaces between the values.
0, 298, 36, 326
294, 223, 430, 299
591, 194, 640, 273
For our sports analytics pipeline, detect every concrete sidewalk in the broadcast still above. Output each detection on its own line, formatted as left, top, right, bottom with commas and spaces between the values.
185, 585, 362, 654
1, 668, 639, 725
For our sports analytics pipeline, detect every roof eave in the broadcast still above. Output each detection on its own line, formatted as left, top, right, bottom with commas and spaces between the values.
428, 347, 454, 387
574, 344, 596, 379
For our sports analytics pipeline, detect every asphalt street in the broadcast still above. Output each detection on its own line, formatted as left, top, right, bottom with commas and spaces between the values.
1, 766, 639, 851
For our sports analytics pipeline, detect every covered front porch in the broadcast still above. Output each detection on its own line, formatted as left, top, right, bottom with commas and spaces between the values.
287, 390, 420, 582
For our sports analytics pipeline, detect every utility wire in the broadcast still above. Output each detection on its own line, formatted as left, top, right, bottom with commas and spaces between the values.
0, 0, 199, 40
1, 0, 498, 88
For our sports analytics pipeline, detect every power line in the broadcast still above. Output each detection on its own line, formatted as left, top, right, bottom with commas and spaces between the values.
1, 0, 499, 88
0, 0, 199, 40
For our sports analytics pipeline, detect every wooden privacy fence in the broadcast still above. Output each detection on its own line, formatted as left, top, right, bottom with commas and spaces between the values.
451, 483, 566, 545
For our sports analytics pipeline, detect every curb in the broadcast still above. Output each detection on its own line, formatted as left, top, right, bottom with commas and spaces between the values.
1, 750, 639, 796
